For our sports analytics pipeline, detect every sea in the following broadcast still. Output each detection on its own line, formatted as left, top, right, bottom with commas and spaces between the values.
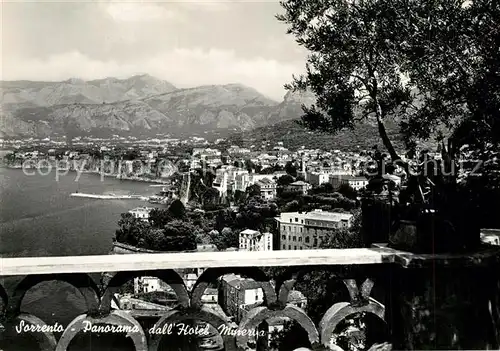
0, 167, 165, 350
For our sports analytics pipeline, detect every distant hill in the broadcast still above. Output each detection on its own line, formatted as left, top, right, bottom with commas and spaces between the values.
0, 76, 443, 151
265, 89, 317, 125
0, 74, 177, 108
0, 78, 281, 138
141, 83, 279, 131
227, 118, 407, 152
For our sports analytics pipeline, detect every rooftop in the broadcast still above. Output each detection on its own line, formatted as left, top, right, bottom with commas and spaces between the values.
240, 229, 260, 236
224, 275, 263, 291
256, 178, 275, 185
289, 180, 310, 186
277, 210, 353, 223
129, 207, 154, 213
330, 175, 368, 181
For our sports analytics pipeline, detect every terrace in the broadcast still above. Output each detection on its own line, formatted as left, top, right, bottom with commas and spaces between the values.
1, 245, 499, 350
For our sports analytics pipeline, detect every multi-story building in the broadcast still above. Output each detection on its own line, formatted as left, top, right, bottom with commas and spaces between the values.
220, 274, 265, 323
255, 178, 277, 200
285, 180, 312, 195
227, 146, 251, 155
239, 229, 273, 251
276, 210, 354, 250
306, 172, 330, 186
232, 172, 281, 193
329, 175, 369, 191
212, 170, 230, 197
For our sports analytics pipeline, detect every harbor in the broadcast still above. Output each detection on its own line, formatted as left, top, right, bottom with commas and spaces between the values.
70, 193, 149, 200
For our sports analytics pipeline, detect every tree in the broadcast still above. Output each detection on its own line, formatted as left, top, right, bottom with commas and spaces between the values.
320, 210, 363, 249
143, 228, 166, 251
285, 161, 298, 177
338, 183, 358, 200
215, 209, 235, 232
245, 159, 256, 173
167, 200, 186, 220
233, 190, 247, 204
310, 183, 334, 195
277, 174, 295, 187
210, 227, 239, 251
115, 213, 149, 246
269, 321, 311, 350
246, 184, 261, 198
162, 220, 197, 252
396, 0, 500, 152
202, 187, 220, 207
277, 0, 413, 162
149, 208, 173, 228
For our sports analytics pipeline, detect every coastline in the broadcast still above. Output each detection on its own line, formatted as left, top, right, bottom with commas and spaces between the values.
1, 164, 170, 184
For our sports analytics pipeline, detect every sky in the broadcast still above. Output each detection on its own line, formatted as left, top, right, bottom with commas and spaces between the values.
0, 0, 308, 101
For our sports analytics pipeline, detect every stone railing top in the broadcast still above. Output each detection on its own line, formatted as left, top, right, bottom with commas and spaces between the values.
373, 243, 500, 269
1, 245, 500, 276
1, 248, 394, 276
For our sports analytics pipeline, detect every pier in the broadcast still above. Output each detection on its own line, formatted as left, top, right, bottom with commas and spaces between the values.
70, 193, 149, 200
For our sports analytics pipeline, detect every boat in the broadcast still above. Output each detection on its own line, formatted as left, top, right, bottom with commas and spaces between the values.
148, 195, 164, 204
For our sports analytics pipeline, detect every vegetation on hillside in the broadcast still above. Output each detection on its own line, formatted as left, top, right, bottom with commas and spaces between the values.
227, 119, 407, 152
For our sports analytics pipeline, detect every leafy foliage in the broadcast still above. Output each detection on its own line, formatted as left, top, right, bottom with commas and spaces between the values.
114, 213, 149, 247
229, 118, 407, 152
397, 0, 500, 152
277, 0, 414, 161
277, 174, 295, 187
115, 202, 196, 252
210, 227, 239, 251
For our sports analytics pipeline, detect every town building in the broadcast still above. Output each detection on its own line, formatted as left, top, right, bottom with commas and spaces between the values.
219, 274, 265, 323
329, 175, 369, 191
201, 288, 219, 304
233, 173, 276, 192
128, 207, 154, 221
134, 276, 171, 294
239, 229, 273, 251
287, 290, 308, 310
212, 170, 230, 197
118, 296, 170, 311
276, 210, 354, 250
285, 180, 312, 195
306, 172, 330, 186
255, 178, 277, 200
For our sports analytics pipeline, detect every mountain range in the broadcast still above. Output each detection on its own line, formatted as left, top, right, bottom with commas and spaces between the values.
1, 75, 320, 139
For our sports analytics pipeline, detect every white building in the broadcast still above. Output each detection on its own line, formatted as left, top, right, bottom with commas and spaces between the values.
213, 170, 230, 197
285, 180, 312, 195
329, 175, 369, 191
134, 276, 171, 294
239, 229, 273, 251
307, 172, 330, 186
276, 210, 354, 250
255, 178, 277, 200
128, 207, 154, 221
233, 173, 276, 193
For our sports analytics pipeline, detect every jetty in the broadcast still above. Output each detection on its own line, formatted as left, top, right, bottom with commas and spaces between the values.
70, 193, 148, 200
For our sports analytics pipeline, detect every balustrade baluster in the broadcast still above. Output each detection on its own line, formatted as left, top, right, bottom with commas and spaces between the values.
0, 247, 498, 350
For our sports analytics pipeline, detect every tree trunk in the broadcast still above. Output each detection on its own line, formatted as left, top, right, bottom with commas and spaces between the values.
374, 102, 400, 162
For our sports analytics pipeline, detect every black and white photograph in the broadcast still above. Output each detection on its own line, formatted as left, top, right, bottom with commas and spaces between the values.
0, 0, 499, 350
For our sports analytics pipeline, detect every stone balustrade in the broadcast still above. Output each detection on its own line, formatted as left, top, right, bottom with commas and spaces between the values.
1, 246, 499, 351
